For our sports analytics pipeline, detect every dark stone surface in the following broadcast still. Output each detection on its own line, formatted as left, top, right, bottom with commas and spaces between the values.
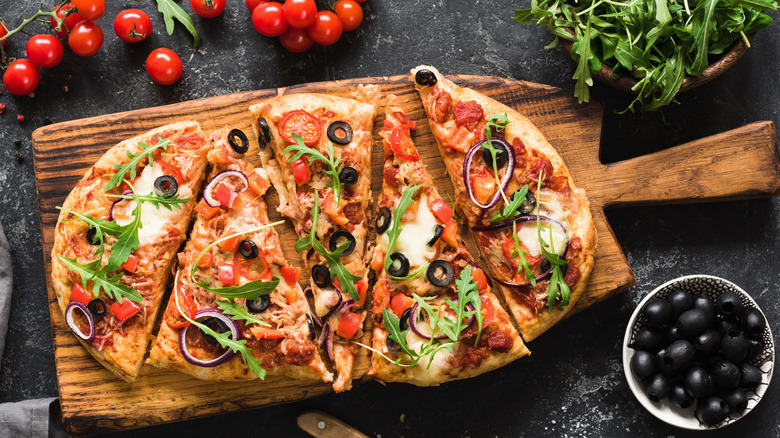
0, 1, 778, 437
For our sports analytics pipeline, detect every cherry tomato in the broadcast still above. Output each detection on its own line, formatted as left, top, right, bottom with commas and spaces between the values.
146, 48, 183, 85
190, 0, 226, 18
278, 110, 321, 145
0, 22, 9, 47
283, 0, 317, 29
308, 11, 342, 46
72, 0, 105, 21
26, 35, 64, 68
389, 126, 419, 161
114, 9, 152, 43
3, 59, 39, 96
68, 21, 104, 57
334, 0, 363, 32
252, 2, 288, 37
246, 0, 265, 11
51, 3, 84, 38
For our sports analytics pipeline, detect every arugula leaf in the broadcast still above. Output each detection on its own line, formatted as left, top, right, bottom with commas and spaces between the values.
57, 207, 123, 263
104, 137, 170, 191
283, 134, 345, 206
491, 185, 529, 223
104, 192, 190, 211
215, 300, 271, 327
103, 183, 142, 274
511, 221, 537, 285
451, 265, 483, 345
383, 185, 422, 275
155, 0, 201, 48
58, 256, 142, 304
534, 172, 571, 311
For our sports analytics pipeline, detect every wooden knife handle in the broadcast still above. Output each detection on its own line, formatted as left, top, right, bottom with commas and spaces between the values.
590, 121, 780, 207
297, 410, 368, 438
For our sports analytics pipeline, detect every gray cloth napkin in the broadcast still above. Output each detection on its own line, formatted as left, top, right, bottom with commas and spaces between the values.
0, 223, 58, 437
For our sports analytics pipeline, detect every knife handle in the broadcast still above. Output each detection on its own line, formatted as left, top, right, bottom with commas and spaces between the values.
297, 410, 368, 438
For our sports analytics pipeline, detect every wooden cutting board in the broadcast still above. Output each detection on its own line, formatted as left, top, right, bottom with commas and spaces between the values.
32, 74, 780, 436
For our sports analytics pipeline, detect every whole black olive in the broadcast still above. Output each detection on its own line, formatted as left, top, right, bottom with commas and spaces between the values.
696, 397, 730, 425
200, 316, 229, 343
630, 350, 657, 381
685, 366, 714, 398
741, 308, 767, 338
375, 207, 392, 234
426, 260, 454, 287
338, 166, 359, 186
388, 253, 410, 278
247, 295, 270, 313
666, 325, 685, 345
306, 314, 316, 341
85, 227, 99, 245
632, 327, 664, 352
645, 374, 670, 402
153, 175, 178, 198
718, 319, 739, 336
745, 338, 763, 361
721, 330, 749, 363
482, 140, 509, 168
740, 363, 762, 390
693, 297, 717, 323
723, 388, 748, 413
669, 382, 694, 409
677, 308, 710, 337
643, 299, 674, 328
414, 69, 437, 86
239, 239, 259, 259
518, 191, 537, 215
327, 121, 353, 145
666, 289, 693, 317
712, 360, 741, 391
655, 349, 676, 376
257, 117, 271, 146
427, 225, 444, 247
716, 291, 743, 320
311, 264, 331, 288
695, 329, 722, 358
664, 340, 696, 371
87, 299, 106, 318
329, 230, 356, 256
227, 128, 249, 154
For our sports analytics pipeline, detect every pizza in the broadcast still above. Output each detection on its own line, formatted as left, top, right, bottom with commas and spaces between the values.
51, 121, 212, 382
146, 127, 332, 382
249, 87, 378, 392
366, 95, 529, 385
411, 65, 597, 341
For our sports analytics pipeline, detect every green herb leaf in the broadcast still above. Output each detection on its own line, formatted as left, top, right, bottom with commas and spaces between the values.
103, 183, 143, 274
104, 192, 190, 211
58, 256, 142, 304
283, 134, 344, 206
511, 221, 538, 285
155, 0, 201, 48
490, 185, 529, 223
104, 137, 170, 192
57, 207, 123, 263
215, 300, 271, 327
383, 185, 422, 276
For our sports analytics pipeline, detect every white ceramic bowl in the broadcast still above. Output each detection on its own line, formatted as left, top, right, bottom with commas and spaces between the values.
623, 275, 774, 429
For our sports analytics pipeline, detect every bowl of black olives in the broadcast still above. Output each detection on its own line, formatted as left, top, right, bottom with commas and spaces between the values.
623, 275, 774, 429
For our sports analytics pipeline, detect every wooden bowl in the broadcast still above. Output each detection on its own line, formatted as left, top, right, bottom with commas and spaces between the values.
561, 33, 754, 94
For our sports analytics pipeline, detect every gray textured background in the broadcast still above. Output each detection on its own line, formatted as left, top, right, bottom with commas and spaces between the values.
0, 0, 779, 436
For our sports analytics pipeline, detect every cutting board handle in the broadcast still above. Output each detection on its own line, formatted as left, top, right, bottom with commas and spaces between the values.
595, 121, 780, 207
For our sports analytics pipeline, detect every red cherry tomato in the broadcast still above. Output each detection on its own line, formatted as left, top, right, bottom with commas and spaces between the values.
334, 0, 363, 32
308, 11, 342, 46
3, 59, 40, 96
252, 2, 288, 37
68, 21, 104, 57
283, 0, 317, 29
278, 110, 321, 145
72, 0, 105, 21
114, 9, 152, 43
245, 0, 265, 11
280, 26, 314, 52
0, 22, 9, 47
146, 48, 183, 85
189, 0, 226, 18
51, 3, 84, 38
26, 35, 64, 68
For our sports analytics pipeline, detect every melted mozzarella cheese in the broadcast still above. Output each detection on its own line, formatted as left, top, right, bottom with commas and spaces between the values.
406, 331, 453, 373
515, 219, 567, 256
393, 194, 438, 267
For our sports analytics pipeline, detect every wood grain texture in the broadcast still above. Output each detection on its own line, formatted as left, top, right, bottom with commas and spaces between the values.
32, 74, 780, 436
297, 411, 369, 438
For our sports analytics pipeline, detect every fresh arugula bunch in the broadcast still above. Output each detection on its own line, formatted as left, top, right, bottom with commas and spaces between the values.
58, 208, 123, 269
283, 133, 345, 206
481, 113, 510, 205
57, 256, 143, 304
514, 0, 779, 110
294, 190, 361, 301
382, 185, 429, 281
105, 137, 170, 191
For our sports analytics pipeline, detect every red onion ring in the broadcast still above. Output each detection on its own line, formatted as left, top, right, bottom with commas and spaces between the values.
203, 170, 249, 208
463, 138, 515, 210
319, 322, 334, 362
408, 300, 475, 341
65, 301, 95, 343
179, 308, 242, 368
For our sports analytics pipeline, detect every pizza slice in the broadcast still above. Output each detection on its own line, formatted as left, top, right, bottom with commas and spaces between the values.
411, 65, 597, 342
365, 95, 529, 385
146, 127, 332, 383
249, 87, 378, 392
51, 121, 211, 382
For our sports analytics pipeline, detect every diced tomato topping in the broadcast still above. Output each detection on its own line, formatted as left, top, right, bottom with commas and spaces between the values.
209, 142, 231, 164
389, 125, 419, 161
156, 160, 184, 186
428, 198, 454, 224
281, 266, 301, 286
250, 326, 285, 340
121, 254, 138, 273
247, 171, 269, 196
165, 281, 196, 329
453, 100, 485, 129
336, 311, 362, 338
218, 263, 236, 285
390, 293, 415, 317
197, 253, 214, 269
323, 191, 349, 225
291, 158, 311, 185
220, 235, 240, 252
472, 268, 489, 292
70, 283, 91, 306
470, 169, 496, 205
480, 295, 495, 329
214, 182, 237, 208
110, 299, 140, 322
502, 238, 541, 269
383, 119, 394, 131
441, 220, 459, 248
394, 111, 417, 130
355, 280, 368, 308
278, 110, 322, 146
195, 199, 221, 219
447, 125, 475, 153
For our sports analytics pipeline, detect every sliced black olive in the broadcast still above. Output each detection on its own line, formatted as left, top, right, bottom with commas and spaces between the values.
257, 117, 271, 148
519, 191, 537, 215
239, 239, 259, 259
482, 140, 509, 168
387, 253, 410, 278
328, 230, 356, 256
400, 307, 412, 331
427, 225, 444, 247
312, 264, 331, 288
327, 121, 353, 145
153, 175, 178, 198
306, 314, 316, 341
386, 336, 402, 354
227, 128, 249, 154
375, 207, 391, 234
87, 299, 106, 318
200, 316, 229, 343
414, 69, 437, 86
247, 295, 270, 313
85, 227, 99, 245
339, 166, 359, 186
426, 260, 454, 287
